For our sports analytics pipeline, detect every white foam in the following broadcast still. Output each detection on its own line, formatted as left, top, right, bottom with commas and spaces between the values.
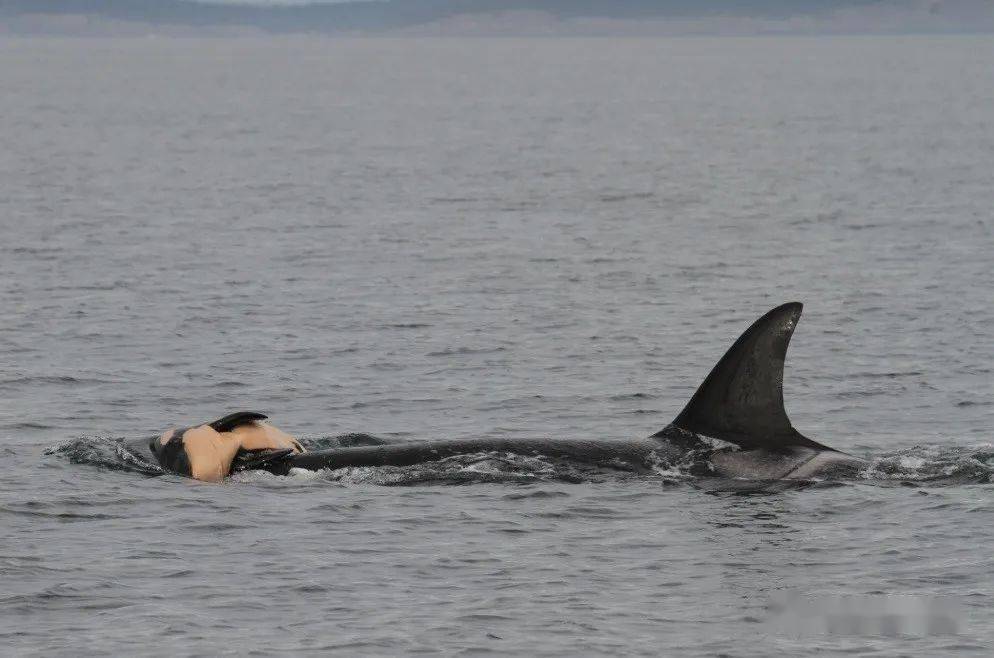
898, 455, 927, 470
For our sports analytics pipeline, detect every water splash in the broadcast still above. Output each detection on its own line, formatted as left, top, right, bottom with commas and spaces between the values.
860, 444, 994, 484
44, 437, 162, 476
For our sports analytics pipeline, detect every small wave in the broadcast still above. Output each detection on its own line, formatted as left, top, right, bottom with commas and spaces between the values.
426, 346, 506, 357
6, 422, 55, 430
609, 392, 656, 401
502, 489, 571, 500
852, 370, 924, 379
0, 375, 115, 386
1, 584, 132, 613
429, 196, 478, 204
383, 323, 432, 329
599, 191, 654, 203
44, 437, 162, 476
0, 506, 118, 521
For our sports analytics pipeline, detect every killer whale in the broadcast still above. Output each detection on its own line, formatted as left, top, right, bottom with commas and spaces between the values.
150, 302, 866, 481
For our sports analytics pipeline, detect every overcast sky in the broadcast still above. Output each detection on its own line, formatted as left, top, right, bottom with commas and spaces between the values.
187, 0, 350, 4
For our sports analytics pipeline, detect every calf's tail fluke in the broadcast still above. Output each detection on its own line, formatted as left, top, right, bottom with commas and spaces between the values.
655, 302, 832, 452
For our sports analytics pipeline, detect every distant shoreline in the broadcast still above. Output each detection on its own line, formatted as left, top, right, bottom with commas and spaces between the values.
2, 2, 993, 38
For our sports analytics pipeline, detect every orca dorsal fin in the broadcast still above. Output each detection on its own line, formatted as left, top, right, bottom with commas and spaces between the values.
657, 302, 832, 452
209, 411, 269, 433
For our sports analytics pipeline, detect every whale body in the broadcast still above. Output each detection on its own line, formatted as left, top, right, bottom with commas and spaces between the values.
150, 302, 866, 482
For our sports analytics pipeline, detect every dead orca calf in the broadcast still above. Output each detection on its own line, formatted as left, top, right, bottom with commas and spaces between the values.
150, 412, 305, 482
150, 303, 865, 482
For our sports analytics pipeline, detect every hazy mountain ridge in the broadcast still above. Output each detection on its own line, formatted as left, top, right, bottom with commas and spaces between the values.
1, 0, 991, 35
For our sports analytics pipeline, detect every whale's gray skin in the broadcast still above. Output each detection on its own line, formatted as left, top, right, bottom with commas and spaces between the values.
150, 302, 865, 481
268, 302, 865, 480
284, 436, 673, 473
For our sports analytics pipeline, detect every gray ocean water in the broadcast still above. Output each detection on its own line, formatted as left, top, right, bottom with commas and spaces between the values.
1, 36, 993, 655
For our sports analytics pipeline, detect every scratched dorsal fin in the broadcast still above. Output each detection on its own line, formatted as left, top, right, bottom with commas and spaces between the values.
209, 411, 268, 433
656, 303, 832, 452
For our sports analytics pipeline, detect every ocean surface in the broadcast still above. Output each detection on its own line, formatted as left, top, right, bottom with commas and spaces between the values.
1, 36, 993, 656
